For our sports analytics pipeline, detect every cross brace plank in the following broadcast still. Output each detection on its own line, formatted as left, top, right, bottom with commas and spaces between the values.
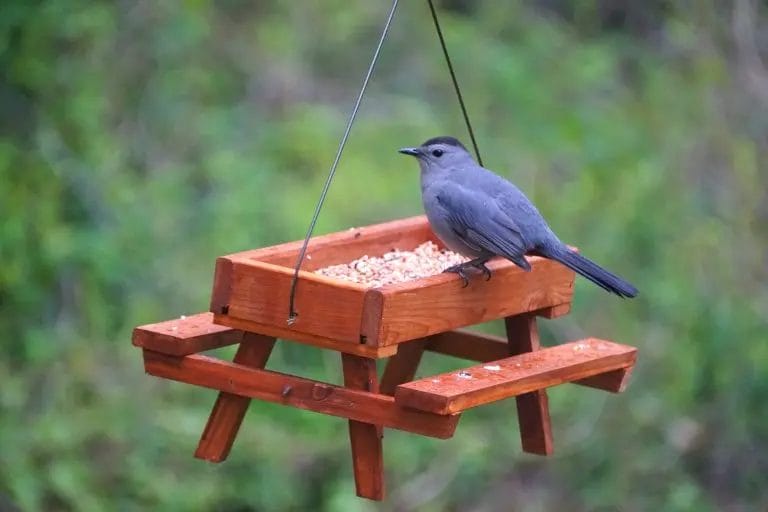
142, 349, 460, 439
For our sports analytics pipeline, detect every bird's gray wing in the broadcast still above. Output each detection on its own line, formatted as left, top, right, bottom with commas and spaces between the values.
434, 181, 531, 271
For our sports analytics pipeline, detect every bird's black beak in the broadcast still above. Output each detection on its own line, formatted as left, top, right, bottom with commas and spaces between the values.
398, 147, 421, 157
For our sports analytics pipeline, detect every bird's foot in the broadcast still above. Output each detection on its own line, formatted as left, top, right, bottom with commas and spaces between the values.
472, 261, 492, 281
444, 259, 492, 287
443, 263, 471, 288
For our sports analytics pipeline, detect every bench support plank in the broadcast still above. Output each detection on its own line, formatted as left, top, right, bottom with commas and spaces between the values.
143, 350, 459, 440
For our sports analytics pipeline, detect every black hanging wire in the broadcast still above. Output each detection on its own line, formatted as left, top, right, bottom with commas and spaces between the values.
426, 0, 484, 166
287, 0, 400, 323
287, 0, 483, 322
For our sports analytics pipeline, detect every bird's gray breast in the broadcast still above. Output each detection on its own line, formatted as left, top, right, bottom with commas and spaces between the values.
421, 180, 484, 258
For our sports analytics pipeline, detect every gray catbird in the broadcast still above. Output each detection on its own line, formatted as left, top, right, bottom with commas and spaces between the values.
399, 136, 638, 298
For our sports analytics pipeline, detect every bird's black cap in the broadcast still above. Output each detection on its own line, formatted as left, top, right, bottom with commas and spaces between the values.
421, 136, 467, 150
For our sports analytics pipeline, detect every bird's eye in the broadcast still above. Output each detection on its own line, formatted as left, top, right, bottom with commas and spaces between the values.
431, 149, 444, 157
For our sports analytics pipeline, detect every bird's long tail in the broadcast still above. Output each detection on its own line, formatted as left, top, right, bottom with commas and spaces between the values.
540, 246, 638, 298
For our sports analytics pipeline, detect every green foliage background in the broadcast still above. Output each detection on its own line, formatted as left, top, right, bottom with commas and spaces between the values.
1, 1, 766, 510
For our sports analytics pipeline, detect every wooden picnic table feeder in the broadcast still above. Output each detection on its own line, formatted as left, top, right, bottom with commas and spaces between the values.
132, 0, 638, 501
133, 216, 637, 501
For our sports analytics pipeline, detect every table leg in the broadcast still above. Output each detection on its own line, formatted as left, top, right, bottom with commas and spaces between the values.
341, 353, 384, 500
505, 314, 554, 455
380, 339, 427, 396
194, 333, 276, 462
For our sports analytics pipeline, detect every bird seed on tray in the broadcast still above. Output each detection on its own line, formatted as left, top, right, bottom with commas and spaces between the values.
314, 241, 467, 287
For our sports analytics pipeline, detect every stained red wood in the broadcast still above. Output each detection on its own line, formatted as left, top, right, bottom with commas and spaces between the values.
246, 215, 439, 270
427, 329, 634, 393
514, 392, 552, 455
210, 215, 574, 354
213, 314, 398, 358
576, 365, 635, 393
210, 257, 233, 315
143, 350, 459, 439
365, 258, 574, 347
194, 333, 276, 462
132, 313, 242, 356
359, 289, 385, 347
394, 339, 637, 415
505, 314, 553, 455
380, 339, 428, 396
342, 354, 384, 500
217, 259, 368, 345
536, 303, 571, 319
426, 329, 510, 362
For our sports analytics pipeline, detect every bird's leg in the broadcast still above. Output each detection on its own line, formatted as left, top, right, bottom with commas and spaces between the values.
469, 257, 492, 281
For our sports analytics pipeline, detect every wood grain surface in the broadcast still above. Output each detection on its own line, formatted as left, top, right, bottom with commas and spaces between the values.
395, 339, 637, 415
143, 350, 459, 439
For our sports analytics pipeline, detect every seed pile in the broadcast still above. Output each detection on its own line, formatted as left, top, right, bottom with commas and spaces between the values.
315, 241, 466, 287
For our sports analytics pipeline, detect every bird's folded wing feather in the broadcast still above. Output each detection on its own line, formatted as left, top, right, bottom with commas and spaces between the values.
434, 181, 530, 269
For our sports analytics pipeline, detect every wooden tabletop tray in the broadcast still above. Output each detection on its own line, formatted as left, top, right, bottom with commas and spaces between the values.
210, 215, 575, 358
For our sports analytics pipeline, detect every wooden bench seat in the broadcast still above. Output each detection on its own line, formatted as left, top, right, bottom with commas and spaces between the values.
132, 312, 242, 356
395, 339, 637, 415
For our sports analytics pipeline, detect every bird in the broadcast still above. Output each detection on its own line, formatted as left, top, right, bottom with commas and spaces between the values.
398, 136, 638, 298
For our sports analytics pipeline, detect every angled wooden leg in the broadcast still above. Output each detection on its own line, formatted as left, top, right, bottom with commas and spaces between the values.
194, 333, 276, 462
505, 314, 554, 456
341, 353, 384, 501
380, 339, 427, 396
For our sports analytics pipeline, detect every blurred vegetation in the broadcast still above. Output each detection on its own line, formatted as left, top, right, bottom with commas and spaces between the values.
1, 0, 767, 510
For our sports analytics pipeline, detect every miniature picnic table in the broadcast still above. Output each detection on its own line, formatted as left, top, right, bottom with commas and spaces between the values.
133, 215, 637, 501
